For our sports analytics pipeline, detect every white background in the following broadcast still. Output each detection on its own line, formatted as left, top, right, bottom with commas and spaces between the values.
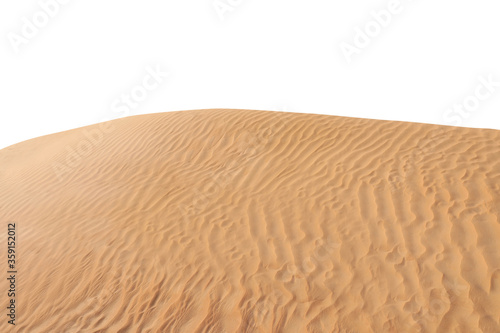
1, 0, 499, 150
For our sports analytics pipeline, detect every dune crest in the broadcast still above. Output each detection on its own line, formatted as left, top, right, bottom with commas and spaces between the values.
1, 109, 499, 332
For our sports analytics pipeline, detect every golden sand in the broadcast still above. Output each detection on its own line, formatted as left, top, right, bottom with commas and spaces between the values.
0, 109, 499, 332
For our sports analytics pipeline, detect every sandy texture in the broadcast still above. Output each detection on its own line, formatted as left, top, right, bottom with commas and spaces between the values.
1, 109, 500, 332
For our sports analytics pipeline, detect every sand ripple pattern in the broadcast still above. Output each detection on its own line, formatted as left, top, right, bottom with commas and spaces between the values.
0, 109, 499, 332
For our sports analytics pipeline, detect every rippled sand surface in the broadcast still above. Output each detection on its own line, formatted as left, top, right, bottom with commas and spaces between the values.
0, 109, 499, 332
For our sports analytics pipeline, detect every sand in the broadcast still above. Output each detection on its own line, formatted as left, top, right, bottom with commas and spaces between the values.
0, 109, 499, 332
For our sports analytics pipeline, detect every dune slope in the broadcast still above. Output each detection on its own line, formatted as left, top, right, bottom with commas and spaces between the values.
1, 109, 500, 332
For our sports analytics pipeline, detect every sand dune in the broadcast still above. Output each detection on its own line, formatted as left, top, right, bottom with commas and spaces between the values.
1, 109, 499, 332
